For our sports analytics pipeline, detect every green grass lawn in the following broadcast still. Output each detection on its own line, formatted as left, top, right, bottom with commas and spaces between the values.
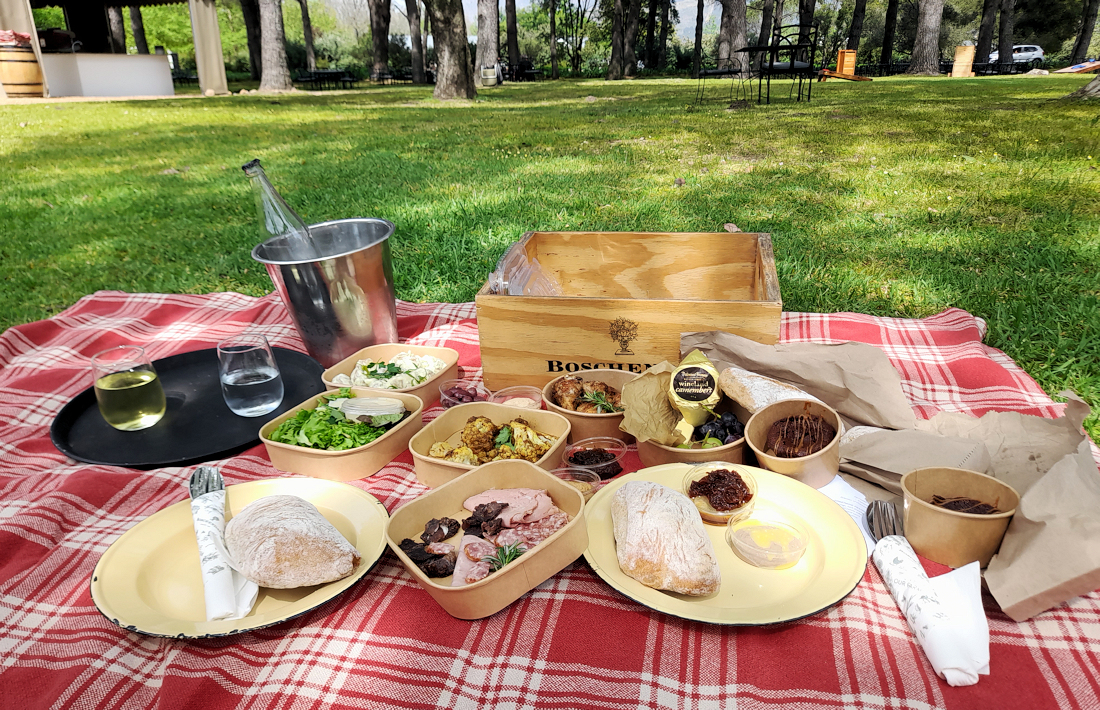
2, 75, 1098, 436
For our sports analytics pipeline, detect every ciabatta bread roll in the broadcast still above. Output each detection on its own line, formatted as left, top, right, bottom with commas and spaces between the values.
611, 481, 720, 596
225, 494, 361, 589
718, 366, 823, 414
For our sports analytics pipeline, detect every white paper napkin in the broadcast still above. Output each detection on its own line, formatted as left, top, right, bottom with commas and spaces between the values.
190, 490, 258, 621
873, 535, 990, 686
818, 475, 876, 555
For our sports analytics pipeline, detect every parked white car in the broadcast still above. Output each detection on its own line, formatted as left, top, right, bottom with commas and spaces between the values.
989, 45, 1045, 65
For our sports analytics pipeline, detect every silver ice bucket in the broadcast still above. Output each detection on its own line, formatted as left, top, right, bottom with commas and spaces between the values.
252, 218, 399, 367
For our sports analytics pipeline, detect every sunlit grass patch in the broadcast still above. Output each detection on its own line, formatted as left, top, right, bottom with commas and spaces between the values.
2, 75, 1098, 436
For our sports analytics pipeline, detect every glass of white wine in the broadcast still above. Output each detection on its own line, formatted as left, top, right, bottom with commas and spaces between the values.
91, 345, 167, 431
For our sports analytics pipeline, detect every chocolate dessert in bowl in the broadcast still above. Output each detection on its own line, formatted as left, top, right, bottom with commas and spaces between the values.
745, 399, 841, 489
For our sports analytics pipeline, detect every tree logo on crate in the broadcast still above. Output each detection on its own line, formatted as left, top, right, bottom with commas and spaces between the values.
608, 317, 639, 355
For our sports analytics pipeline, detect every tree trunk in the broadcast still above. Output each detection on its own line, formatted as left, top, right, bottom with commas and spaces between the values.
1067, 72, 1100, 96
129, 7, 149, 54
258, 0, 293, 90
1071, 0, 1100, 64
241, 0, 263, 80
475, 0, 498, 86
657, 0, 670, 68
298, 0, 316, 71
608, 0, 625, 79
107, 6, 126, 53
974, 0, 997, 63
550, 0, 559, 78
691, 0, 703, 77
906, 0, 944, 74
369, 0, 391, 79
997, 0, 1014, 70
755, 0, 774, 69
845, 0, 865, 51
880, 0, 898, 65
644, 0, 657, 67
423, 5, 430, 63
424, 0, 476, 98
798, 0, 815, 46
717, 0, 747, 72
505, 0, 520, 65
407, 0, 425, 82
624, 0, 642, 76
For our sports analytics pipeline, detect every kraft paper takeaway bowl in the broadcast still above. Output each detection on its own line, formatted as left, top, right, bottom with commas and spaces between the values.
260, 389, 425, 481
321, 343, 460, 408
385, 459, 588, 620
745, 399, 840, 490
900, 467, 1019, 568
408, 402, 571, 488
542, 369, 637, 444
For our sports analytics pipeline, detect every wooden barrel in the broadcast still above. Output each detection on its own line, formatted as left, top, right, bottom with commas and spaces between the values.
0, 46, 45, 98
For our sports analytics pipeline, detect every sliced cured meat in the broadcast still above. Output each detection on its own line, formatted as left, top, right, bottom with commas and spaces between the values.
451, 535, 496, 587
463, 488, 555, 527
425, 542, 455, 556
517, 492, 554, 524
489, 528, 530, 551
513, 510, 569, 545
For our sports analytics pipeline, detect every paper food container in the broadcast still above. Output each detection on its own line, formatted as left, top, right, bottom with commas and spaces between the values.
260, 389, 424, 481
636, 436, 745, 468
385, 459, 588, 619
408, 401, 571, 488
745, 399, 840, 489
476, 231, 782, 390
901, 467, 1020, 568
321, 343, 460, 408
541, 369, 638, 444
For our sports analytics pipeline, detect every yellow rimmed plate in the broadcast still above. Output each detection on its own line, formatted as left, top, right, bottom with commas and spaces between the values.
90, 477, 389, 638
584, 463, 867, 625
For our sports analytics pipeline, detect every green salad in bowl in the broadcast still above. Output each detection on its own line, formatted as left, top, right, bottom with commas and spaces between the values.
268, 388, 409, 451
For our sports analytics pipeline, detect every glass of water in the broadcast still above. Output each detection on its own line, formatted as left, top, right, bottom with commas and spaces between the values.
217, 333, 284, 417
92, 345, 167, 431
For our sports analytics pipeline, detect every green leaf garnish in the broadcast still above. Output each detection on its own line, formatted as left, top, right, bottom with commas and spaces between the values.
580, 390, 624, 413
486, 542, 526, 571
494, 425, 512, 447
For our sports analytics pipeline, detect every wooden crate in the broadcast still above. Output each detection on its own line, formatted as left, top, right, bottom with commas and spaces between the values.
475, 231, 782, 390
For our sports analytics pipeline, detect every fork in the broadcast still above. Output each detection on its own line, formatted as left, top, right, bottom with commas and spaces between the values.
865, 499, 905, 542
188, 466, 224, 500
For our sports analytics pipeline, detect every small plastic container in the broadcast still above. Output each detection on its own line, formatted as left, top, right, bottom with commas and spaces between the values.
489, 386, 543, 410
726, 518, 808, 570
550, 467, 601, 502
563, 437, 628, 480
438, 379, 491, 409
682, 462, 757, 525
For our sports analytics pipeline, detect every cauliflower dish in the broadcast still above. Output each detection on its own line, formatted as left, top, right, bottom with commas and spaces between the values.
429, 416, 557, 465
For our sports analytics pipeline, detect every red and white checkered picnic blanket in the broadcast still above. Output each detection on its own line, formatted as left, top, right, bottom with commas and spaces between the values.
1, 291, 1097, 710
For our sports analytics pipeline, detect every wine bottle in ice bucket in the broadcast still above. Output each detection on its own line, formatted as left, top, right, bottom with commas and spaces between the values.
242, 159, 319, 261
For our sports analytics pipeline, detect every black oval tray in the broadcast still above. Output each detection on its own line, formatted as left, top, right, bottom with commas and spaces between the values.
51, 347, 325, 470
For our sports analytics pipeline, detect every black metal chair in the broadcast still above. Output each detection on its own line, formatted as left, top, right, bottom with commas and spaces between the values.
695, 52, 755, 105
757, 23, 820, 104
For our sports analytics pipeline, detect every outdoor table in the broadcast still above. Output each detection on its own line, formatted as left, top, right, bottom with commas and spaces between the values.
1, 290, 1098, 709
308, 69, 351, 90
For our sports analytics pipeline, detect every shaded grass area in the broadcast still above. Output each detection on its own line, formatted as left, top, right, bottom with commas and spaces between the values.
2, 75, 1098, 436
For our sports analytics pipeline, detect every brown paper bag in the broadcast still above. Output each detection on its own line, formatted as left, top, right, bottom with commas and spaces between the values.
916, 394, 1099, 620
984, 440, 1100, 621
839, 428, 993, 495
618, 362, 685, 447
680, 330, 916, 430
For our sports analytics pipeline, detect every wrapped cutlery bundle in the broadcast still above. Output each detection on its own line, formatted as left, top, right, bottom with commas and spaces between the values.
872, 535, 989, 686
